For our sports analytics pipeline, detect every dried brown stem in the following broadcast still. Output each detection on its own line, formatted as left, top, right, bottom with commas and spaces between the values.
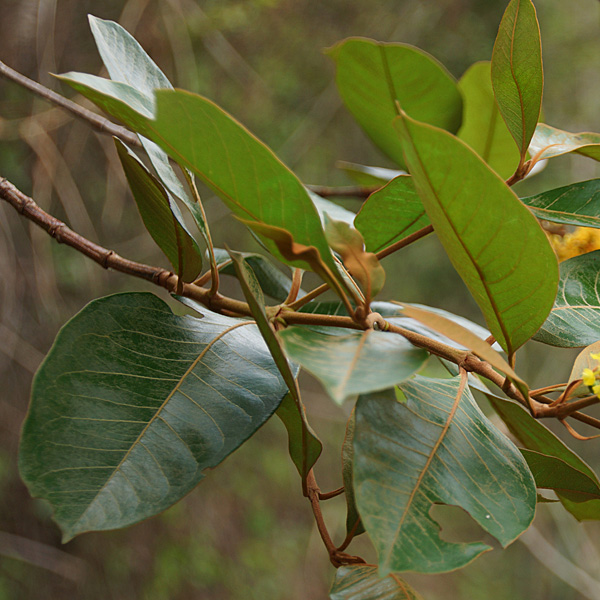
0, 60, 141, 147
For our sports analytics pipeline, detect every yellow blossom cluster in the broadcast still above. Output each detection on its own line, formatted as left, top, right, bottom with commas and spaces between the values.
582, 352, 600, 399
547, 227, 600, 262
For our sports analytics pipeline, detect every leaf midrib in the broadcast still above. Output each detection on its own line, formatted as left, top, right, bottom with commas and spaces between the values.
74, 320, 254, 529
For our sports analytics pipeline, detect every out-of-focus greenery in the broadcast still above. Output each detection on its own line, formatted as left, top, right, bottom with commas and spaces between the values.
0, 0, 599, 598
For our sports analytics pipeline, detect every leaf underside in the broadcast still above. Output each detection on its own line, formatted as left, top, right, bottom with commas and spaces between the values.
354, 378, 536, 574
19, 293, 288, 541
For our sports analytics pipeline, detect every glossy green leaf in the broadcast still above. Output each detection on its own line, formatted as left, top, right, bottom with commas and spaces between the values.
486, 394, 600, 520
88, 17, 210, 242
338, 161, 404, 186
330, 565, 423, 600
328, 38, 462, 168
521, 179, 600, 229
19, 292, 289, 540
491, 0, 543, 160
228, 250, 321, 479
520, 449, 600, 503
277, 326, 428, 404
341, 411, 364, 538
212, 248, 296, 302
354, 380, 535, 574
57, 75, 341, 282
395, 112, 558, 356
114, 139, 202, 281
529, 124, 600, 162
534, 250, 600, 347
354, 176, 430, 254
457, 62, 520, 179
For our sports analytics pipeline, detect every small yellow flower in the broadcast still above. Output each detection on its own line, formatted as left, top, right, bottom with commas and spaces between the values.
591, 352, 600, 361
582, 368, 596, 387
593, 384, 600, 399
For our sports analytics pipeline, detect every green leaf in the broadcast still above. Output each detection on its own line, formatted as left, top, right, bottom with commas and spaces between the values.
395, 112, 558, 356
277, 326, 428, 405
88, 17, 209, 235
520, 449, 600, 503
486, 394, 600, 520
534, 250, 600, 347
354, 176, 430, 254
114, 139, 202, 281
89, 15, 171, 95
337, 161, 404, 186
521, 179, 600, 229
212, 248, 296, 302
325, 217, 385, 299
228, 250, 321, 479
328, 38, 462, 168
529, 124, 600, 162
355, 380, 536, 574
19, 293, 289, 541
341, 412, 364, 538
57, 74, 341, 282
491, 0, 543, 161
275, 393, 322, 480
330, 565, 423, 600
457, 62, 520, 179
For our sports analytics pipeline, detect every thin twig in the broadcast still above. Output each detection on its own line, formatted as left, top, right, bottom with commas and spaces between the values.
306, 184, 379, 199
318, 486, 344, 500
4, 175, 600, 430
0, 60, 141, 147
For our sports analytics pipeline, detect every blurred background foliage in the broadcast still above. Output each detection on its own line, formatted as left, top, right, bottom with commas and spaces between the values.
1, 0, 600, 598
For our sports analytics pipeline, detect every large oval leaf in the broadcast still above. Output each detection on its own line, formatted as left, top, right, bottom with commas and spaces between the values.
327, 38, 462, 168
491, 0, 543, 160
457, 61, 520, 179
521, 179, 600, 228
535, 250, 600, 347
277, 326, 428, 405
19, 293, 289, 541
354, 380, 536, 574
330, 565, 423, 600
353, 176, 429, 254
395, 112, 558, 356
529, 123, 600, 162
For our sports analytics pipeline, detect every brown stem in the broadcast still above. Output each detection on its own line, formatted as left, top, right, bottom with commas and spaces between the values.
286, 224, 434, 311
284, 269, 303, 305
306, 471, 365, 567
319, 486, 345, 500
337, 518, 361, 553
0, 60, 141, 147
4, 176, 600, 430
306, 184, 379, 199
0, 177, 249, 316
375, 224, 434, 261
